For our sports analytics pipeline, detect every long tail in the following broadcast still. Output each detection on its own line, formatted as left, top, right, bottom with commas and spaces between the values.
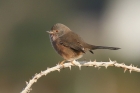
92, 46, 120, 50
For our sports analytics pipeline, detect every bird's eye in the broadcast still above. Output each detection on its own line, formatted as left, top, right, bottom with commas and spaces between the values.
56, 30, 58, 32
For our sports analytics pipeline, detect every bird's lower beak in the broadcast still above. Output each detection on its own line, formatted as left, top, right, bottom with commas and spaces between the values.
46, 31, 53, 34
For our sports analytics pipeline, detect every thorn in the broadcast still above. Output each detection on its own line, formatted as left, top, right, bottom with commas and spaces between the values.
69, 66, 71, 70
56, 63, 59, 66
109, 58, 112, 62
105, 65, 108, 69
121, 63, 125, 65
41, 71, 43, 73
32, 76, 34, 79
34, 79, 37, 82
57, 69, 60, 72
124, 68, 127, 73
113, 61, 117, 64
78, 65, 81, 70
35, 73, 38, 76
98, 67, 101, 70
26, 81, 28, 85
94, 59, 96, 62
94, 65, 99, 68
114, 60, 117, 64
47, 67, 50, 70
129, 69, 132, 73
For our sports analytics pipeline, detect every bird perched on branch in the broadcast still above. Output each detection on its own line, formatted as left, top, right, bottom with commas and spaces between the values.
47, 23, 120, 64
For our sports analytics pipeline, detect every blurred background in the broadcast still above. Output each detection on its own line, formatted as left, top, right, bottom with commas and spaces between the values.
1, 0, 140, 93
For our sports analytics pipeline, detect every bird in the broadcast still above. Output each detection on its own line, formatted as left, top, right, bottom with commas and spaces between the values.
47, 23, 120, 64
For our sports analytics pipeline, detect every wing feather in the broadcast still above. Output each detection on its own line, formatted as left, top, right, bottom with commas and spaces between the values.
59, 32, 85, 53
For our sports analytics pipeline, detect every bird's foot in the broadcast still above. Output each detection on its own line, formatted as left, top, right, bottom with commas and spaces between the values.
58, 60, 66, 68
71, 60, 76, 66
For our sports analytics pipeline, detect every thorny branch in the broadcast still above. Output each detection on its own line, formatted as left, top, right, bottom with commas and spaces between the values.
21, 59, 140, 93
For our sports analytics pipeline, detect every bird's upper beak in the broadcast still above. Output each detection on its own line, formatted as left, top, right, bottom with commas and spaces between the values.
46, 31, 53, 34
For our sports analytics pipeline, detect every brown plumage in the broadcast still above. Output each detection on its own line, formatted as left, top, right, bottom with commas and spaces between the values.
47, 23, 120, 61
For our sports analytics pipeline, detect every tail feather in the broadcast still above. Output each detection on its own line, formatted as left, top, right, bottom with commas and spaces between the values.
92, 46, 120, 50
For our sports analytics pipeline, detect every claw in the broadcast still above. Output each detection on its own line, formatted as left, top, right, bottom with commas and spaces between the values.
71, 61, 76, 66
58, 60, 66, 68
59, 60, 66, 65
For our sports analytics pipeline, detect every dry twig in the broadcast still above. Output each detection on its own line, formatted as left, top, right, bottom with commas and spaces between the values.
21, 59, 140, 93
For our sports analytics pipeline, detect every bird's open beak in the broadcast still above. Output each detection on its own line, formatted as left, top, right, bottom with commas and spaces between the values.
46, 31, 53, 34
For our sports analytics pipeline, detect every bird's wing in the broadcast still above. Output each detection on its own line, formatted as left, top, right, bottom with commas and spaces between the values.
59, 31, 85, 53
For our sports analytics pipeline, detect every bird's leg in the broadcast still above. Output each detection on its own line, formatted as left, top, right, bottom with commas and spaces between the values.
59, 60, 76, 66
71, 60, 76, 66
59, 60, 66, 68
59, 60, 66, 65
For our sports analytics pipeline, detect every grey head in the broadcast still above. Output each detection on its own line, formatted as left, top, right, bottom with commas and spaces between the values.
47, 23, 71, 40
